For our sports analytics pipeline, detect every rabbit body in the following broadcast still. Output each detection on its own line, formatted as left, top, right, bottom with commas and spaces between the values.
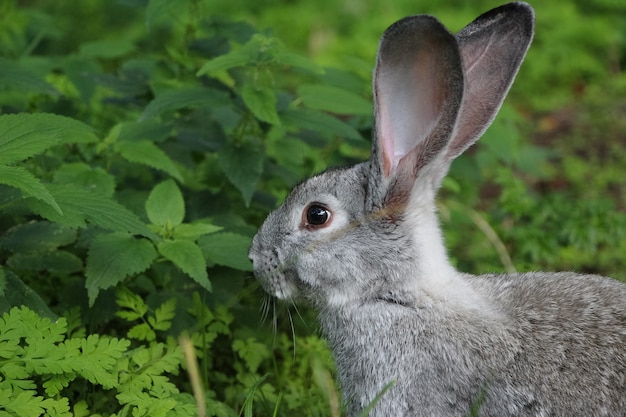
249, 3, 626, 416
322, 271, 626, 416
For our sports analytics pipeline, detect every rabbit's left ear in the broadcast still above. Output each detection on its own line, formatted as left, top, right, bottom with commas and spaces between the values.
446, 2, 534, 159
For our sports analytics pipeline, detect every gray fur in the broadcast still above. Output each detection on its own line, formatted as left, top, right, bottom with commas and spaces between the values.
249, 3, 626, 416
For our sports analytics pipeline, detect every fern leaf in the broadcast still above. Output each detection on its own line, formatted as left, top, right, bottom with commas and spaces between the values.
115, 287, 149, 321
42, 374, 73, 397
148, 298, 176, 331
1, 390, 45, 417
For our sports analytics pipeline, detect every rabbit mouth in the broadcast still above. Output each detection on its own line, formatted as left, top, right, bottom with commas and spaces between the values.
256, 268, 300, 300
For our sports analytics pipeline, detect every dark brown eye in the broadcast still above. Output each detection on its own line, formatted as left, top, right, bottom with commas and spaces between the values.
303, 204, 331, 229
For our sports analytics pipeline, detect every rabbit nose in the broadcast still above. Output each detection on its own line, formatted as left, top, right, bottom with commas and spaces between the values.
248, 235, 260, 263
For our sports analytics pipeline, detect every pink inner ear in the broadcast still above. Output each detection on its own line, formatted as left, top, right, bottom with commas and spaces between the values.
376, 57, 442, 178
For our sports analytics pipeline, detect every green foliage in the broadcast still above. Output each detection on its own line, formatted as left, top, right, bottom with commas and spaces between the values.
0, 306, 129, 416
0, 0, 624, 416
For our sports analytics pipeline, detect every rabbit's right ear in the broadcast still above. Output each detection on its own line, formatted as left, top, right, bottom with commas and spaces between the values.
447, 2, 535, 159
367, 15, 464, 211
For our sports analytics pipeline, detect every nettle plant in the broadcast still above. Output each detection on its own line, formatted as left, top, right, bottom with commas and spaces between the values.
0, 1, 371, 416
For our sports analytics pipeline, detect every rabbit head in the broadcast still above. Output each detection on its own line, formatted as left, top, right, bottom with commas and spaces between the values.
250, 3, 534, 309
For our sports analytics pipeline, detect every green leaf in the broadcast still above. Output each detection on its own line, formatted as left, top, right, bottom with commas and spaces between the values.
0, 165, 62, 214
116, 286, 148, 321
232, 338, 270, 374
157, 240, 210, 290
7, 251, 82, 274
86, 233, 158, 306
27, 184, 158, 240
298, 84, 372, 115
0, 267, 5, 297
198, 232, 253, 271
241, 85, 280, 125
0, 58, 58, 95
146, 0, 190, 29
0, 270, 56, 319
0, 113, 97, 165
0, 221, 76, 253
2, 390, 46, 417
281, 108, 363, 141
145, 180, 185, 228
196, 49, 250, 76
274, 50, 322, 74
78, 39, 135, 59
140, 86, 229, 121
172, 222, 222, 241
148, 298, 176, 331
53, 163, 116, 197
218, 139, 263, 206
127, 322, 155, 342
116, 140, 183, 182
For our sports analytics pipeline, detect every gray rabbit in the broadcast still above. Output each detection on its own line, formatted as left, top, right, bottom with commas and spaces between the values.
249, 2, 626, 416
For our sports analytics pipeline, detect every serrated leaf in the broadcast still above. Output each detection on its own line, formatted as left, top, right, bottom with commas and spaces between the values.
116, 140, 183, 182
0, 221, 76, 253
233, 338, 270, 374
53, 163, 116, 197
148, 298, 176, 331
275, 50, 322, 74
140, 86, 229, 121
3, 390, 45, 416
27, 184, 157, 239
298, 84, 372, 115
157, 240, 210, 290
0, 57, 58, 95
173, 222, 222, 241
0, 165, 62, 214
43, 374, 73, 397
198, 232, 252, 271
146, 0, 189, 29
128, 323, 155, 342
0, 271, 56, 319
146, 180, 185, 228
218, 139, 263, 206
196, 49, 250, 76
0, 267, 5, 297
281, 108, 363, 141
118, 120, 171, 143
241, 85, 280, 125
7, 250, 82, 274
116, 287, 148, 321
0, 113, 97, 165
86, 233, 158, 306
78, 39, 135, 59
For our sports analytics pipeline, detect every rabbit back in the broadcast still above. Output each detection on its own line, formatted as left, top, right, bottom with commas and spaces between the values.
322, 272, 626, 417
473, 272, 626, 416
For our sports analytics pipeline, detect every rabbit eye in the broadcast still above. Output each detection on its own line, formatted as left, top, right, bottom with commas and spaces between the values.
303, 204, 331, 229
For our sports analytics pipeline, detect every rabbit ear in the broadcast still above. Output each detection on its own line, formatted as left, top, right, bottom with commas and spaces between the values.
446, 2, 534, 159
368, 15, 464, 210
